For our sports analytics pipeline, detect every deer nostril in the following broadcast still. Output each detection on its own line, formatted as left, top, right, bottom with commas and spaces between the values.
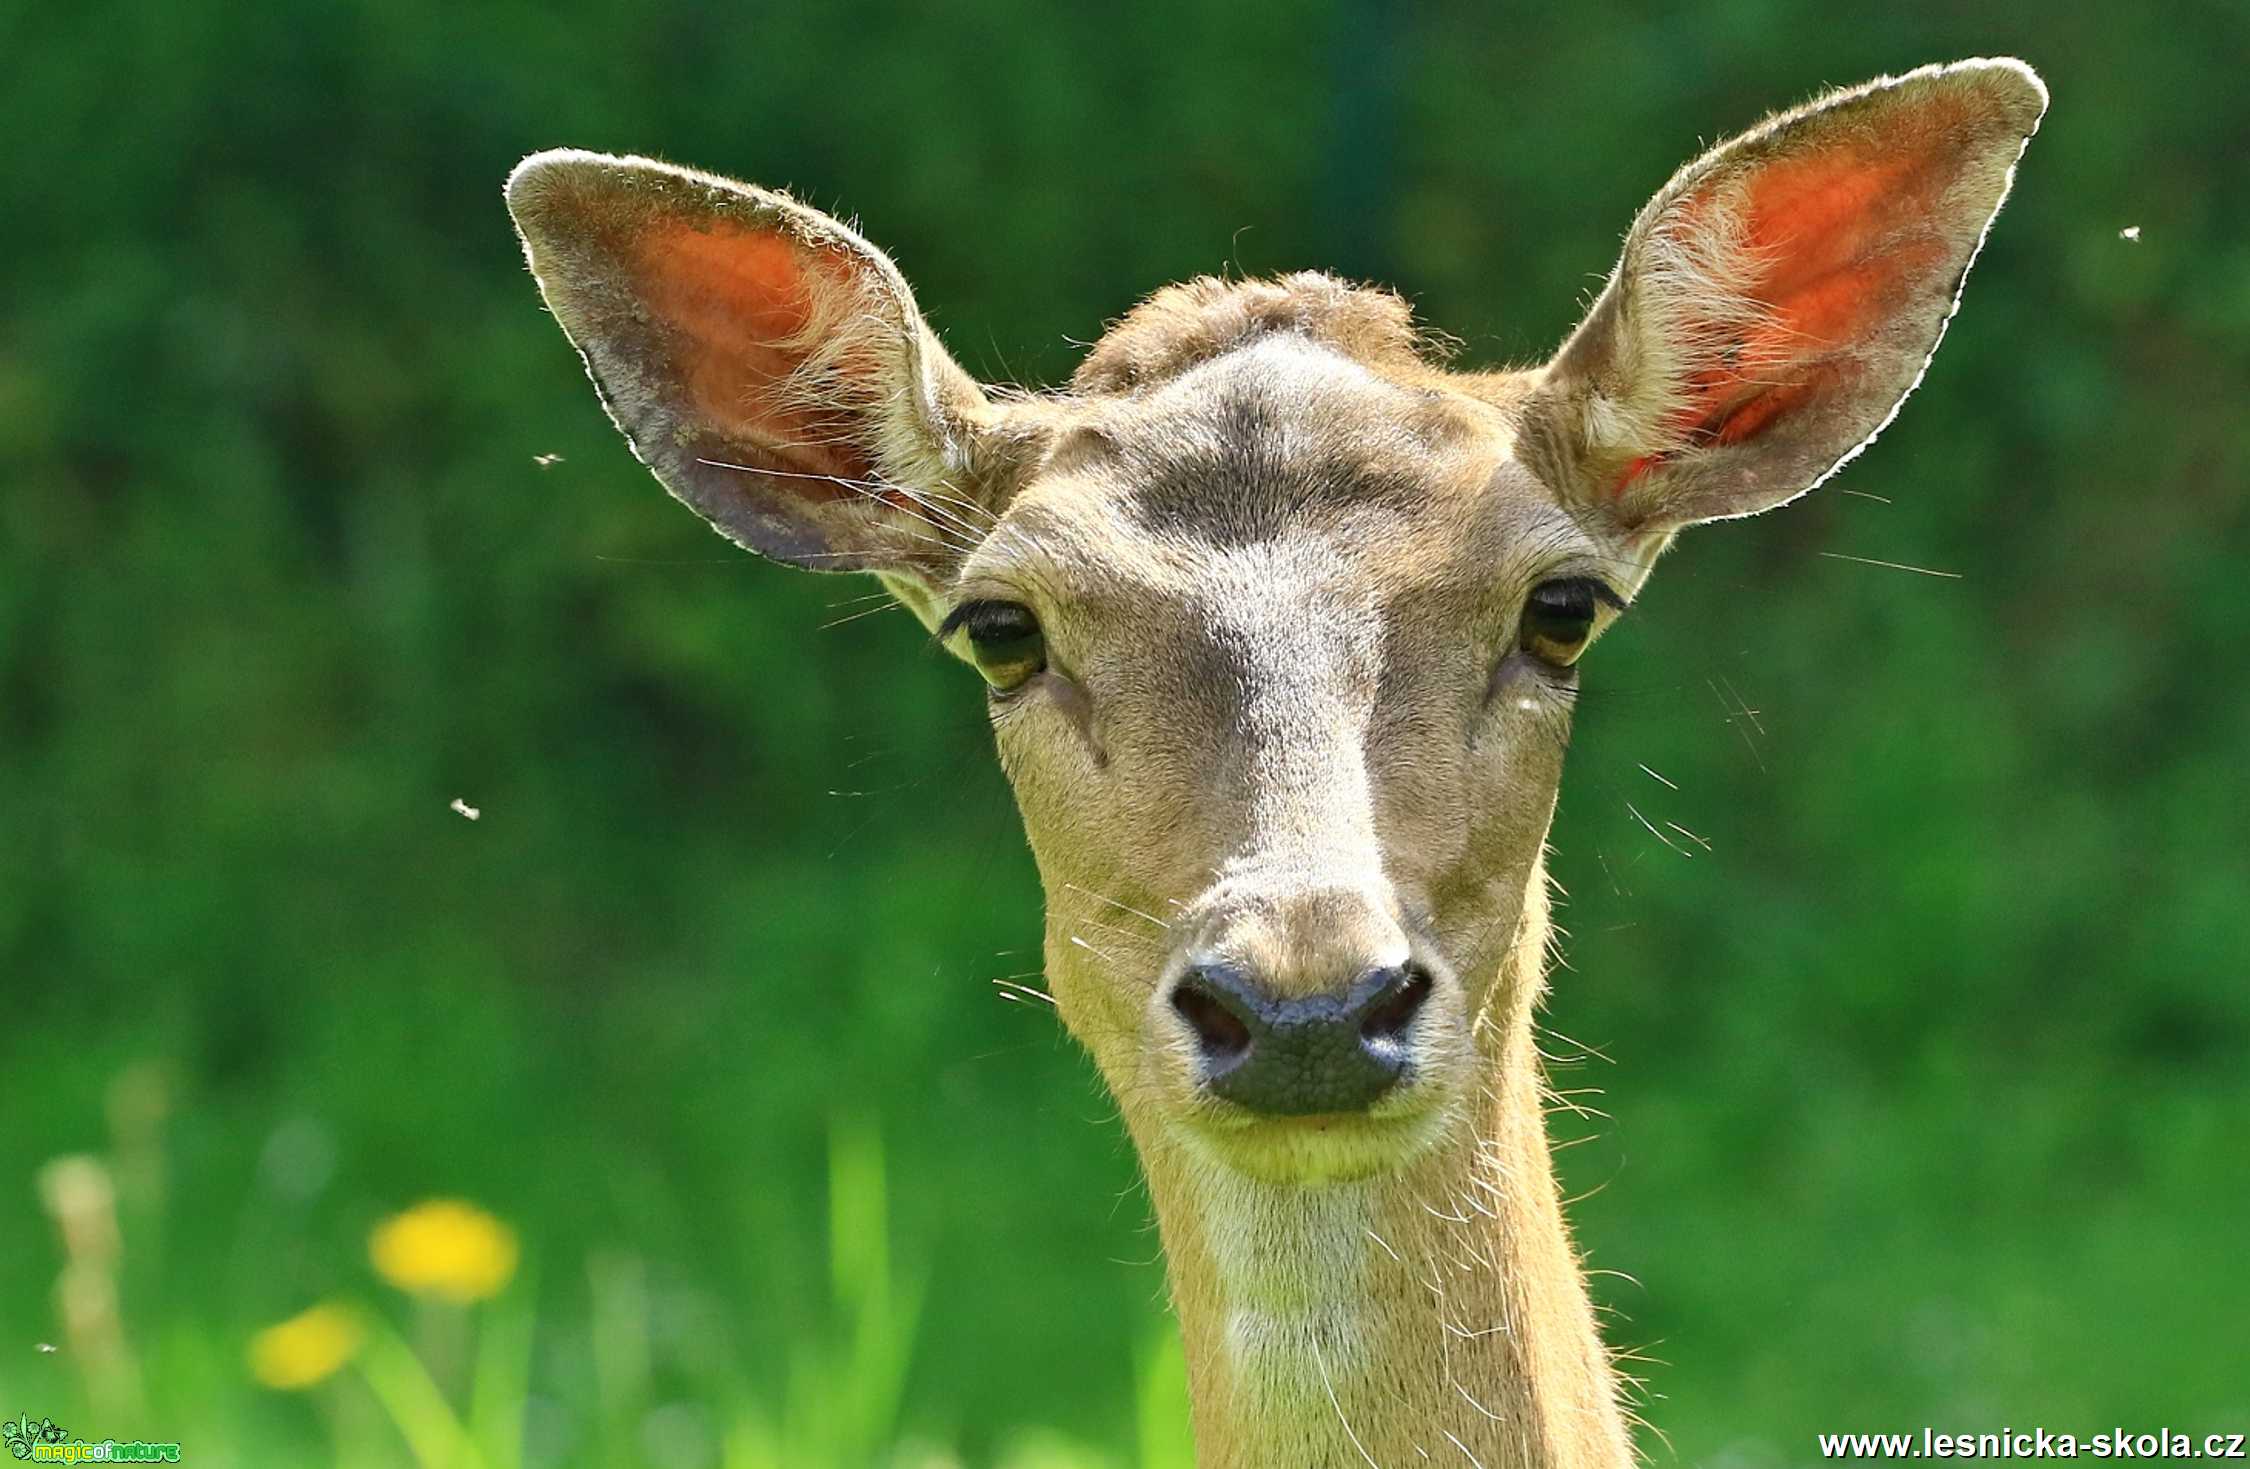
1359, 964, 1433, 1044
1171, 972, 1254, 1063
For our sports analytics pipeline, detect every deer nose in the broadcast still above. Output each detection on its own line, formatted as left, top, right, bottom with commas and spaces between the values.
1169, 961, 1433, 1116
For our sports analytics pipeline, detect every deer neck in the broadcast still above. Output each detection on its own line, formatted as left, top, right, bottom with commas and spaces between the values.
1131, 899, 1631, 1469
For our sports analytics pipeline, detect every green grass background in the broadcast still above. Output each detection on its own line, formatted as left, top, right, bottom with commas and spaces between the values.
3, 0, 2245, 1463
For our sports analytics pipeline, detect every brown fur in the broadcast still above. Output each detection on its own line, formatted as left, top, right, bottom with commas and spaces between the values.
1074, 271, 1446, 394
507, 58, 2045, 1467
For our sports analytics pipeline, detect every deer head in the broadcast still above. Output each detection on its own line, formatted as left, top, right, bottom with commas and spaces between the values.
507, 58, 2043, 1464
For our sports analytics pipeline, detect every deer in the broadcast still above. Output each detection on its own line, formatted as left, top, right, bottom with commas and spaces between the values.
504, 58, 2045, 1469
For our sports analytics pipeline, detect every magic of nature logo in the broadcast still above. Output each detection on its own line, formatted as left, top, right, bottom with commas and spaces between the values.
2, 1416, 181, 1464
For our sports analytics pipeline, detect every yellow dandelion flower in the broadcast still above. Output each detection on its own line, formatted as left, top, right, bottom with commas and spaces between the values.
248, 1301, 363, 1390
369, 1198, 519, 1303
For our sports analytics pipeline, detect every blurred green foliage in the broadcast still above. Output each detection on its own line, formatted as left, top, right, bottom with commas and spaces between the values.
3, 0, 2245, 1464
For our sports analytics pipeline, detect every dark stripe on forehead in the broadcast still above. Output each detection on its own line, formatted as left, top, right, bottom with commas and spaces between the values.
1117, 356, 1435, 550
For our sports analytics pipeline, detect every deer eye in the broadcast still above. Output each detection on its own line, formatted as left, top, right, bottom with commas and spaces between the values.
947, 599, 1047, 692
1518, 577, 1613, 667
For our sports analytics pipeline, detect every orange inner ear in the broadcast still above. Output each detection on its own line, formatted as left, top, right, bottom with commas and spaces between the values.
634, 222, 874, 488
1612, 104, 1969, 496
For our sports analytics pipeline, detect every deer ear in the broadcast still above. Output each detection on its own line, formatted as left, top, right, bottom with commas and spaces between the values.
505, 150, 1004, 603
1521, 59, 2046, 536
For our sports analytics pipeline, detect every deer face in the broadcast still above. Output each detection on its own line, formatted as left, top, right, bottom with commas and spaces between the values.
952, 331, 1607, 1183
505, 59, 2044, 1186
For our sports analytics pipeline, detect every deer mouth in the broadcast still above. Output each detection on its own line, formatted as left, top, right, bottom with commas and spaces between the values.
1178, 1103, 1455, 1185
